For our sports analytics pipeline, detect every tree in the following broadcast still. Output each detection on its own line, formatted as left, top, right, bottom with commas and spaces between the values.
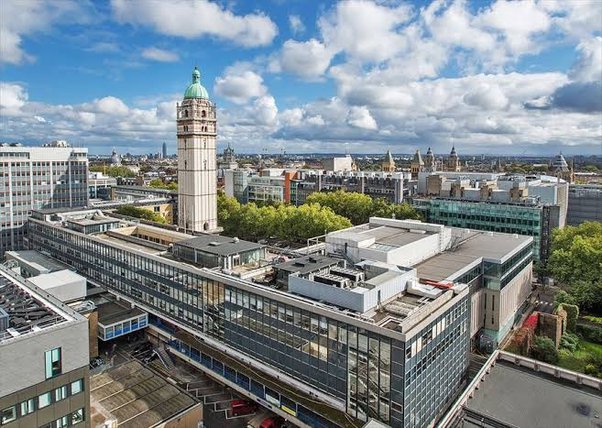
530, 336, 559, 364
217, 192, 351, 242
305, 190, 422, 225
90, 165, 135, 177
115, 205, 166, 224
149, 178, 178, 191
548, 222, 602, 314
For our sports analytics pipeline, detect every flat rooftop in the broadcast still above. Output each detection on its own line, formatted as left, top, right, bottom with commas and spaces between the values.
5, 250, 69, 273
415, 229, 531, 282
90, 360, 198, 428
465, 361, 602, 428
330, 222, 436, 249
275, 255, 341, 274
175, 234, 265, 256
97, 301, 145, 326
0, 267, 74, 343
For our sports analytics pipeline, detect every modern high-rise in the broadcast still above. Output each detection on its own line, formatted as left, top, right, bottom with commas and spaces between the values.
567, 184, 602, 225
162, 142, 168, 159
27, 210, 533, 428
0, 265, 90, 428
177, 67, 218, 233
0, 142, 88, 256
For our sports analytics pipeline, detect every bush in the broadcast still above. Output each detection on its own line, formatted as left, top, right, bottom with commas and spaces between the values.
559, 333, 579, 352
531, 336, 559, 364
584, 364, 599, 377
577, 323, 602, 344
584, 315, 602, 326
559, 303, 579, 332
115, 205, 166, 224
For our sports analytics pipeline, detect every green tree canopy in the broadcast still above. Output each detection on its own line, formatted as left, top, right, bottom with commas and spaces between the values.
115, 205, 166, 224
549, 222, 602, 314
305, 190, 421, 225
149, 178, 178, 191
217, 192, 351, 242
90, 165, 136, 177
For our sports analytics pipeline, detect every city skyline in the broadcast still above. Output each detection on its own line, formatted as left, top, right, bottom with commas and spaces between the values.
1, 0, 601, 156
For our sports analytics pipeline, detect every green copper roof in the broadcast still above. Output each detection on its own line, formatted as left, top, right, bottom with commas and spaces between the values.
184, 66, 209, 100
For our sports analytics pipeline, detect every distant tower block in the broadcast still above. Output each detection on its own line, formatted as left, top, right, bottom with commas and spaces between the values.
177, 66, 218, 232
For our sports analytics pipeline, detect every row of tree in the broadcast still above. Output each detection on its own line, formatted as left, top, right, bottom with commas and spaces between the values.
305, 190, 421, 225
218, 193, 352, 242
149, 178, 178, 191
90, 165, 135, 177
115, 205, 166, 224
550, 221, 602, 315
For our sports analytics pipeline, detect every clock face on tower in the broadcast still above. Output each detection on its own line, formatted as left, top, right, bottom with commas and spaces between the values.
177, 67, 218, 233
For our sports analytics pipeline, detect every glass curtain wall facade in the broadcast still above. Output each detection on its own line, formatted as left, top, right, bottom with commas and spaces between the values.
28, 219, 470, 428
413, 199, 543, 261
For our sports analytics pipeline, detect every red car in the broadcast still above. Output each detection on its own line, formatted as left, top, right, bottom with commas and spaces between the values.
231, 399, 258, 416
260, 416, 284, 428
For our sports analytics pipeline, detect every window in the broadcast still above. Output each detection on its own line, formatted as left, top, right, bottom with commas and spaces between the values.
71, 379, 83, 395
20, 399, 34, 416
71, 408, 84, 425
55, 385, 67, 401
1, 406, 16, 424
45, 347, 62, 379
38, 391, 51, 409
56, 415, 69, 428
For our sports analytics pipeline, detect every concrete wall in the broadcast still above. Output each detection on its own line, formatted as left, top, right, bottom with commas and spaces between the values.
470, 288, 485, 338
0, 319, 89, 397
538, 312, 563, 348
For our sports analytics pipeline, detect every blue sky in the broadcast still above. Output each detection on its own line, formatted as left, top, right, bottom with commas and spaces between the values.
1, 0, 601, 155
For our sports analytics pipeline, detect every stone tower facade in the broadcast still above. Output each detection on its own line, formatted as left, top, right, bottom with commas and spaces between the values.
447, 145, 461, 172
382, 149, 396, 172
410, 149, 424, 178
177, 67, 218, 232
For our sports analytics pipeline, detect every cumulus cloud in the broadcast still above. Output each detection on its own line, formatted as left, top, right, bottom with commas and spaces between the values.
271, 39, 333, 80
141, 47, 179, 62
111, 0, 277, 47
214, 63, 267, 105
0, 0, 92, 65
0, 82, 28, 116
569, 37, 602, 83
346, 106, 377, 130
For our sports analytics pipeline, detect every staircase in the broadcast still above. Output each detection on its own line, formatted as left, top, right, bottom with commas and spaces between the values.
154, 347, 175, 370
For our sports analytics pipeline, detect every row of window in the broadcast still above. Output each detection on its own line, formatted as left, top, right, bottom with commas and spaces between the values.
40, 409, 84, 428
0, 380, 83, 425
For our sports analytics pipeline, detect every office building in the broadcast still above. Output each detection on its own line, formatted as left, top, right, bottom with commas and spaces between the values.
177, 67, 218, 233
88, 172, 116, 200
567, 184, 602, 225
323, 155, 355, 172
27, 210, 533, 427
0, 142, 88, 256
162, 142, 168, 159
0, 265, 90, 428
413, 172, 568, 262
225, 169, 408, 205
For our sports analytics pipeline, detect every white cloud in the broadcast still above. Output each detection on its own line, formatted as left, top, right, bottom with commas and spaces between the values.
214, 63, 267, 105
0, 0, 91, 65
253, 96, 278, 126
569, 37, 602, 83
319, 0, 412, 63
272, 39, 333, 80
346, 106, 377, 130
141, 47, 179, 62
0, 82, 28, 116
111, 0, 277, 47
463, 83, 509, 110
289, 15, 305, 35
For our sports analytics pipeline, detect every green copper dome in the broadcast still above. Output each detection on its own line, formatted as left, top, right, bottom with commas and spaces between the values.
184, 66, 209, 99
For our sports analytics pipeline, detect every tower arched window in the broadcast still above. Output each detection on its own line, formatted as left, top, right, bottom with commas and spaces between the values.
201, 110, 207, 118
184, 160, 187, 169
204, 160, 207, 170
184, 110, 189, 118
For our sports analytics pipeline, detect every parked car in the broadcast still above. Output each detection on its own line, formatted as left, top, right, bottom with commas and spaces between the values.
260, 416, 284, 428
231, 399, 258, 416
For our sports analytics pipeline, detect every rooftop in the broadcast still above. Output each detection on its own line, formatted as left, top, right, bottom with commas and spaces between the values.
275, 254, 342, 274
174, 234, 265, 256
0, 266, 77, 343
5, 250, 69, 273
97, 301, 145, 326
465, 361, 601, 428
90, 360, 199, 428
415, 228, 532, 281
